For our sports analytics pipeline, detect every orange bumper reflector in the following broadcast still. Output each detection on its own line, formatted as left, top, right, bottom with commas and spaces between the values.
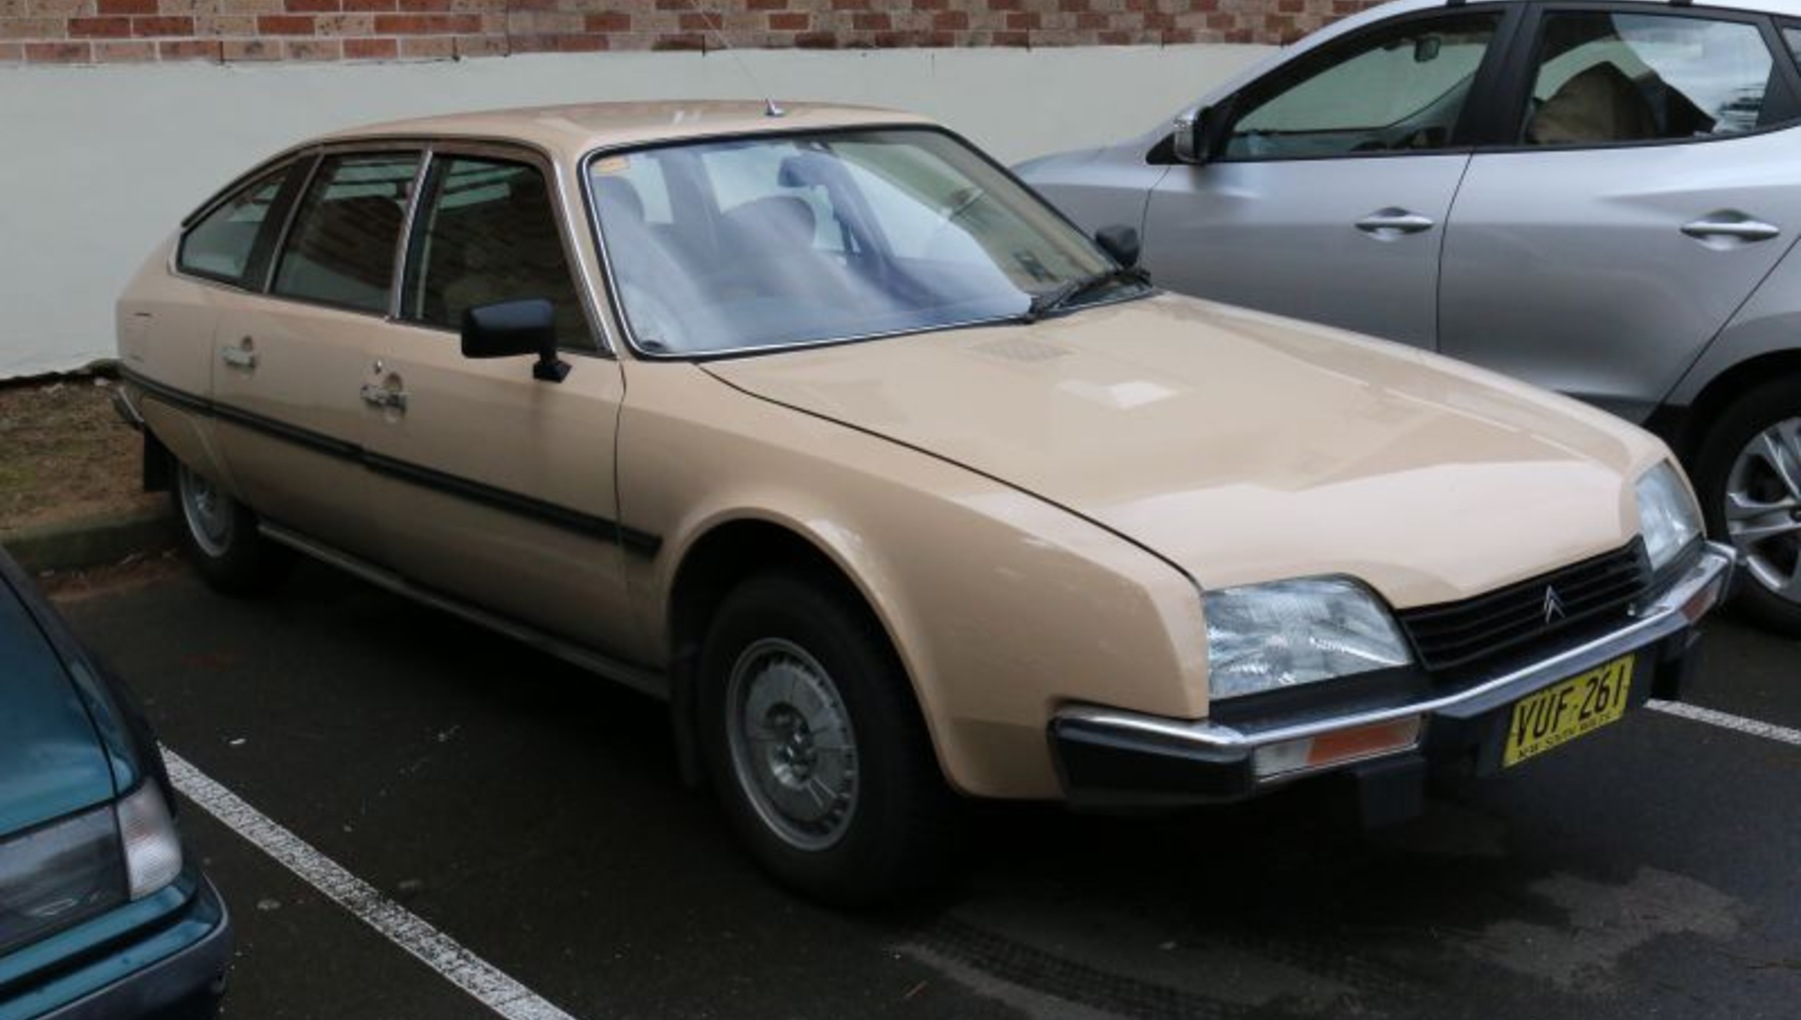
1253, 716, 1422, 780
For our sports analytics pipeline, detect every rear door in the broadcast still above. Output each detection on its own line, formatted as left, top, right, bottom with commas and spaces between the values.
1439, 4, 1801, 422
1142, 6, 1517, 347
210, 148, 422, 558
361, 146, 638, 657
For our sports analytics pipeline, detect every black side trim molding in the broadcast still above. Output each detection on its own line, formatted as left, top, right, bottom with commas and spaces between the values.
122, 367, 661, 557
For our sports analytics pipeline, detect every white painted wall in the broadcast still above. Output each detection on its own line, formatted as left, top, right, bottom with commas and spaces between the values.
0, 44, 1269, 378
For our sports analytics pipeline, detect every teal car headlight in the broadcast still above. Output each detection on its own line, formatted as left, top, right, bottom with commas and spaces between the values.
1636, 461, 1703, 572
1204, 578, 1413, 700
0, 806, 127, 954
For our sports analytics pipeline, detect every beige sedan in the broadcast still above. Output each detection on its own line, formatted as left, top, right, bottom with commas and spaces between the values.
116, 102, 1733, 905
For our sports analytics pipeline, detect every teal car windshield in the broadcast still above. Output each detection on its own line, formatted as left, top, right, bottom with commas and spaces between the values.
588, 128, 1145, 356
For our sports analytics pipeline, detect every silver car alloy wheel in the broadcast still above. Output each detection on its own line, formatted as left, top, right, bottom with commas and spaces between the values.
177, 464, 236, 559
725, 637, 860, 852
1724, 416, 1801, 603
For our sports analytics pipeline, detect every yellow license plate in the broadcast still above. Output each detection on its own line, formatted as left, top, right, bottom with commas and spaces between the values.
1503, 654, 1635, 768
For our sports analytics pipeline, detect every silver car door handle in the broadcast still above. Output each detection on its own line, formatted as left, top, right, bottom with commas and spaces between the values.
219, 343, 257, 370
359, 383, 408, 412
1681, 218, 1781, 242
1355, 210, 1435, 236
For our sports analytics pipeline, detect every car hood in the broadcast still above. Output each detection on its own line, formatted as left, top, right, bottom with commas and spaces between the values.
0, 581, 115, 834
702, 294, 1664, 608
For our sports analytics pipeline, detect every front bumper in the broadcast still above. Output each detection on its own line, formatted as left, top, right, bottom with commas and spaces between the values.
11, 876, 230, 1020
1051, 542, 1735, 818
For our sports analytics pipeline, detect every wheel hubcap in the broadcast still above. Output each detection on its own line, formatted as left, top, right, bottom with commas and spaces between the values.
1724, 416, 1801, 603
725, 638, 858, 851
177, 465, 235, 558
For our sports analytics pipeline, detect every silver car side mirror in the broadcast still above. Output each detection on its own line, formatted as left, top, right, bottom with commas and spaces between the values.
1171, 107, 1212, 165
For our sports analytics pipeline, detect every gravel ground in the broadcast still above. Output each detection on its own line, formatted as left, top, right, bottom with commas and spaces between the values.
0, 371, 159, 533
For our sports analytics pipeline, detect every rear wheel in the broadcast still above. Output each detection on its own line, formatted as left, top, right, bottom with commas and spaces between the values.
698, 571, 958, 906
173, 462, 290, 596
1694, 378, 1801, 635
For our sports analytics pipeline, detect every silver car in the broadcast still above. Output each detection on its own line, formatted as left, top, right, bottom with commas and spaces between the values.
1020, 0, 1801, 634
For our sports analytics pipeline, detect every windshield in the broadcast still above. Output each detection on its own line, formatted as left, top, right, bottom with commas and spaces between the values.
587, 128, 1143, 356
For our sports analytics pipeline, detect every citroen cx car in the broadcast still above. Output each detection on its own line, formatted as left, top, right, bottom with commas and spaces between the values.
0, 549, 228, 1018
1019, 0, 1801, 634
116, 102, 1731, 904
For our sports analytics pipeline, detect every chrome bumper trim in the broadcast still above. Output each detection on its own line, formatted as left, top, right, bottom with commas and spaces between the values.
1056, 542, 1734, 759
110, 382, 145, 430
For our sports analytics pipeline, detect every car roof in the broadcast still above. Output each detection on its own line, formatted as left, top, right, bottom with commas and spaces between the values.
315, 101, 938, 161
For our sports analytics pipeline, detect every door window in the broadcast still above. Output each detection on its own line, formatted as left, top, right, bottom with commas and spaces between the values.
401, 156, 590, 347
271, 153, 420, 315
1224, 12, 1502, 159
177, 164, 294, 287
1523, 13, 1783, 145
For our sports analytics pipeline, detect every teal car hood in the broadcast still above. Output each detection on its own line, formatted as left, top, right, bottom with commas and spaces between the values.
0, 581, 115, 834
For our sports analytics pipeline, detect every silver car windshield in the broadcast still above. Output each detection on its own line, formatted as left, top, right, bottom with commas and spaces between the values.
587, 128, 1141, 356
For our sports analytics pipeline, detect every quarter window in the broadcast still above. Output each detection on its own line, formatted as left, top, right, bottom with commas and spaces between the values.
401, 157, 589, 347
177, 165, 292, 286
1524, 13, 1783, 145
1224, 12, 1502, 159
272, 153, 420, 315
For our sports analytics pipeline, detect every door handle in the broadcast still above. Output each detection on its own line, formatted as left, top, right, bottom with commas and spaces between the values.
1355, 209, 1435, 237
219, 339, 257, 371
1681, 217, 1780, 243
360, 382, 408, 413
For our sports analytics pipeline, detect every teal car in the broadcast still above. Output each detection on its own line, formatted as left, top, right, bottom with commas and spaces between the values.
0, 549, 228, 1020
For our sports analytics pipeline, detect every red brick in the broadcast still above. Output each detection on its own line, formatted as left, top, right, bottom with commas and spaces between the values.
67, 16, 131, 36
793, 29, 834, 47
132, 15, 192, 34
342, 0, 395, 10
767, 11, 805, 30
397, 0, 450, 10
342, 34, 395, 56
96, 0, 156, 15
744, 0, 785, 9
93, 38, 154, 58
25, 40, 91, 59
852, 11, 887, 30
932, 10, 966, 30
650, 31, 704, 49
555, 31, 603, 50
992, 29, 1028, 45
261, 14, 316, 33
157, 37, 218, 58
584, 11, 627, 31
285, 0, 340, 11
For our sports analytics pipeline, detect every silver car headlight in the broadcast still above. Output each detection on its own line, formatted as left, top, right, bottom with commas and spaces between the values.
1204, 578, 1413, 700
1636, 461, 1703, 572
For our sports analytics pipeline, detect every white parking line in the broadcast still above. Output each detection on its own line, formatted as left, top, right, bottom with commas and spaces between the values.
162, 749, 581, 1020
1648, 700, 1801, 748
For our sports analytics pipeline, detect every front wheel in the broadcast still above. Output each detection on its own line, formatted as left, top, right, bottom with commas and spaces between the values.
1694, 378, 1801, 635
698, 571, 959, 906
173, 462, 290, 596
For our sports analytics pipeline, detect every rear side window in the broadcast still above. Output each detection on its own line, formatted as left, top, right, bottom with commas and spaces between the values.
177, 165, 293, 286
272, 153, 421, 315
1524, 13, 1787, 145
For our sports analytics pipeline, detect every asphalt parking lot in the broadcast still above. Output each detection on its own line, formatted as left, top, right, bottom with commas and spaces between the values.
52, 559, 1801, 1020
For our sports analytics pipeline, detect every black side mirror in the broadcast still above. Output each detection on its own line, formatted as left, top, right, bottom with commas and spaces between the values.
461, 299, 570, 383
1095, 225, 1141, 269
1171, 105, 1215, 165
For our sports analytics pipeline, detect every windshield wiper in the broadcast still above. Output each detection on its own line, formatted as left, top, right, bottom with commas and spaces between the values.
1016, 266, 1151, 323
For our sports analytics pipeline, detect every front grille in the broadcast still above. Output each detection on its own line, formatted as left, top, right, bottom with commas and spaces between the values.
1397, 541, 1651, 674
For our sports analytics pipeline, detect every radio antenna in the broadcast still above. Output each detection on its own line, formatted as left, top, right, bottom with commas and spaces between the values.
674, 0, 786, 117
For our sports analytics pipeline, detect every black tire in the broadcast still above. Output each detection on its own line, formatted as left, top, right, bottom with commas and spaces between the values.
172, 462, 291, 597
1693, 376, 1801, 636
698, 570, 959, 906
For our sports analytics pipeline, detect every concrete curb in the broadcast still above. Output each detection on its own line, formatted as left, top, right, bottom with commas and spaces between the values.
1, 506, 176, 574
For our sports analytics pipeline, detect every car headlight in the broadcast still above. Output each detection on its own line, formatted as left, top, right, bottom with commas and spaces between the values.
1636, 461, 1703, 572
1204, 578, 1413, 700
117, 781, 183, 901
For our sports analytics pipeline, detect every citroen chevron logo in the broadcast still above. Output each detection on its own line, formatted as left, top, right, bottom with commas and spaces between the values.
1542, 585, 1567, 624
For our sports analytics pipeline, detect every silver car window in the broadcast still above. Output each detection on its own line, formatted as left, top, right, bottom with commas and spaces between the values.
1525, 13, 1780, 145
589, 129, 1132, 357
1224, 12, 1502, 159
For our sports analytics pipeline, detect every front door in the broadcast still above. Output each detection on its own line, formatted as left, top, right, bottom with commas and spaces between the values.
1143, 7, 1513, 347
360, 149, 637, 657
1439, 6, 1801, 422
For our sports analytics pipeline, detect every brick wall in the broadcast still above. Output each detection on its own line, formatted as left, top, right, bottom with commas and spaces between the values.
0, 0, 1376, 65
